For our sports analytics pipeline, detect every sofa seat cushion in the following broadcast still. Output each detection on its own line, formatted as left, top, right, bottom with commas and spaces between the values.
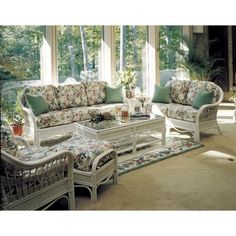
84, 81, 107, 105
166, 80, 191, 105
151, 103, 169, 116
36, 109, 74, 128
167, 103, 198, 122
186, 80, 220, 105
24, 85, 60, 111
57, 83, 87, 109
70, 107, 91, 122
50, 135, 113, 172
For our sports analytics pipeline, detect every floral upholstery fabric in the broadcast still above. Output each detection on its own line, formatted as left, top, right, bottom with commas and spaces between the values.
57, 83, 88, 109
19, 146, 52, 162
36, 109, 74, 128
70, 107, 90, 122
18, 135, 113, 172
0, 119, 19, 158
186, 80, 220, 105
151, 103, 169, 116
50, 135, 113, 172
24, 85, 59, 111
166, 80, 191, 105
166, 103, 198, 122
84, 81, 108, 105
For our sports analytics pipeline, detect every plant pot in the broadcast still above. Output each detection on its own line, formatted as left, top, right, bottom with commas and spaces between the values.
11, 124, 23, 136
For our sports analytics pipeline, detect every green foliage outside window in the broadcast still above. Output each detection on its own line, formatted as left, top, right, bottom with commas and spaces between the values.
0, 26, 45, 81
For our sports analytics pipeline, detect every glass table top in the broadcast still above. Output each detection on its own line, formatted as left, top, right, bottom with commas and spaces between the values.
77, 114, 164, 131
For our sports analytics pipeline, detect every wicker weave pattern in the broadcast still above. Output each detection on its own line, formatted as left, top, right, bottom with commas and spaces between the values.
1, 150, 74, 210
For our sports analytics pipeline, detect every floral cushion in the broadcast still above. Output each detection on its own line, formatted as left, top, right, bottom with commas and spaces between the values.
151, 103, 169, 116
84, 81, 108, 105
73, 83, 88, 107
70, 107, 91, 122
0, 119, 19, 158
57, 83, 88, 109
166, 103, 198, 122
36, 109, 74, 128
18, 135, 113, 172
186, 80, 220, 105
166, 80, 191, 105
19, 146, 52, 162
24, 85, 59, 111
50, 135, 113, 172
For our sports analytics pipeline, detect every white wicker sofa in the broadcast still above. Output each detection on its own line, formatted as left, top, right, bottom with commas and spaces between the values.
1, 120, 75, 210
20, 81, 124, 146
152, 80, 224, 142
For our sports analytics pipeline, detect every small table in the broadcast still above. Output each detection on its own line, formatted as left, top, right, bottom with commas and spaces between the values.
76, 114, 166, 162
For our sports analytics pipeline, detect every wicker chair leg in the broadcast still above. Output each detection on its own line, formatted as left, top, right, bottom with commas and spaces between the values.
91, 187, 97, 204
68, 191, 75, 210
193, 130, 200, 143
113, 171, 118, 184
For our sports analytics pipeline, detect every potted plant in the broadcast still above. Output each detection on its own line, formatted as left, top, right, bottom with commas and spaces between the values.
114, 68, 137, 98
1, 88, 24, 136
177, 38, 224, 81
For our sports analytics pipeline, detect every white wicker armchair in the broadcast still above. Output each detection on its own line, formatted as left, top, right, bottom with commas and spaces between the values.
1, 139, 75, 210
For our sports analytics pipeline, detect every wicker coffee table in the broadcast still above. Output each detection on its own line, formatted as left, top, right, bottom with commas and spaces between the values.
76, 114, 166, 162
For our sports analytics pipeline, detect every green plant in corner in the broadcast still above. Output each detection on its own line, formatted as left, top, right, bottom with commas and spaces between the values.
177, 37, 224, 81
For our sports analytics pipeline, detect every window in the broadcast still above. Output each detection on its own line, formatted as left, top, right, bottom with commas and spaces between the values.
57, 26, 102, 83
0, 26, 45, 81
114, 26, 147, 93
159, 26, 185, 85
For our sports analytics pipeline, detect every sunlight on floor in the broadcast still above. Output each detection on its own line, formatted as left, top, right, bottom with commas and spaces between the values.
199, 150, 235, 160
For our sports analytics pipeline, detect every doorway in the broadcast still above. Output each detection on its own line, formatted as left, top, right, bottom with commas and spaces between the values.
208, 26, 229, 91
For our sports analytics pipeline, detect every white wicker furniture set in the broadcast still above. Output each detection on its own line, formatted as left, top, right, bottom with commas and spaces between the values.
152, 80, 224, 142
1, 79, 224, 210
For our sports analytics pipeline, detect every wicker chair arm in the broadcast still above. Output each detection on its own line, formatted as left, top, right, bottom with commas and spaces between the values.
14, 136, 30, 148
21, 106, 38, 128
91, 149, 117, 172
196, 85, 223, 122
1, 150, 74, 169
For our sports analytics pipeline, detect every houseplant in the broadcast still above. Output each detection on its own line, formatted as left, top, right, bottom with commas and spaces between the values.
177, 38, 224, 81
1, 88, 24, 136
114, 68, 138, 98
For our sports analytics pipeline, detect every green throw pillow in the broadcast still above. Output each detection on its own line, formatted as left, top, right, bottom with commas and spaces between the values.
26, 94, 49, 116
152, 85, 171, 103
192, 90, 214, 109
105, 86, 123, 104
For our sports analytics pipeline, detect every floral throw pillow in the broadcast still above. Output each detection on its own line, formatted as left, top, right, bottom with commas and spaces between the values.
0, 119, 19, 158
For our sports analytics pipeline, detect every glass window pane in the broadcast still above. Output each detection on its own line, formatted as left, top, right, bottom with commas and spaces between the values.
114, 26, 147, 94
159, 26, 185, 86
57, 26, 102, 83
0, 26, 45, 81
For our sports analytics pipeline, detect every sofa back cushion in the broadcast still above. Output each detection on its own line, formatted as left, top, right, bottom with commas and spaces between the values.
166, 80, 191, 105
0, 119, 19, 158
23, 85, 59, 111
186, 80, 221, 105
25, 94, 50, 116
84, 81, 108, 105
152, 85, 171, 103
57, 83, 87, 109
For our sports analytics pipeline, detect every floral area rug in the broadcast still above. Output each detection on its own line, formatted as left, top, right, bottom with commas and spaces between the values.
118, 137, 203, 175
